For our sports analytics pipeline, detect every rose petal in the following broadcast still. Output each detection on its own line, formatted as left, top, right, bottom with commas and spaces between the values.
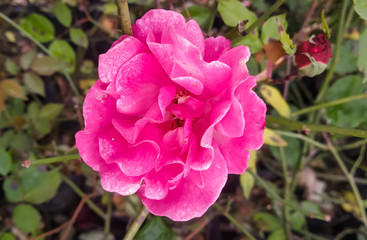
139, 144, 228, 221
204, 36, 231, 62
75, 131, 102, 171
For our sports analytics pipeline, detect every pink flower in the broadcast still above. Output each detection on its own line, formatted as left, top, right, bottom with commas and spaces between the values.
75, 9, 266, 221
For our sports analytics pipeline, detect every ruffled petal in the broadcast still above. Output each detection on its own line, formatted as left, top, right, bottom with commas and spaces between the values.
98, 37, 149, 83
204, 36, 231, 62
100, 162, 143, 195
139, 144, 228, 221
215, 98, 245, 138
75, 131, 102, 171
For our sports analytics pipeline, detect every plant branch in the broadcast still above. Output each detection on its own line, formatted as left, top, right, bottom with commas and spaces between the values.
123, 206, 150, 240
280, 147, 292, 239
276, 130, 328, 150
266, 115, 367, 139
29, 154, 80, 167
116, 0, 132, 35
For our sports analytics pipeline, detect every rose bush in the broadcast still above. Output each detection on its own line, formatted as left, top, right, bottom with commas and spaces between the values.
294, 33, 332, 77
75, 9, 266, 221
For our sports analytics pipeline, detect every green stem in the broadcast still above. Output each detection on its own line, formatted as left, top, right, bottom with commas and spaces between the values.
314, 0, 348, 104
350, 144, 366, 176
248, 170, 325, 219
30, 154, 80, 166
246, 0, 285, 33
325, 136, 367, 226
276, 130, 328, 150
123, 206, 149, 240
266, 115, 367, 139
213, 204, 256, 240
280, 147, 292, 239
116, 0, 132, 35
206, 4, 217, 35
0, 11, 80, 98
291, 94, 367, 117
62, 175, 106, 220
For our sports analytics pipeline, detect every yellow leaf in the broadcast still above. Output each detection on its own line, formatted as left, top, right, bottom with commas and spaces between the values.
264, 128, 287, 147
79, 79, 97, 95
240, 151, 257, 199
0, 79, 27, 100
341, 191, 361, 217
247, 150, 257, 172
259, 84, 290, 118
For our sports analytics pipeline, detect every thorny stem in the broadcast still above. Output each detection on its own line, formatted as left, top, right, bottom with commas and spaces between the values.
291, 94, 367, 117
213, 204, 256, 240
123, 206, 150, 240
280, 147, 292, 239
0, 11, 80, 99
29, 154, 80, 167
116, 0, 132, 35
323, 133, 367, 227
266, 115, 367, 139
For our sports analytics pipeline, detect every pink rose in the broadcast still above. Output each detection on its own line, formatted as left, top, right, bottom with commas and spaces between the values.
75, 9, 266, 221
294, 33, 332, 77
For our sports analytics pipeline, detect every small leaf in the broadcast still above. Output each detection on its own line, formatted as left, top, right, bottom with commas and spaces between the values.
49, 40, 76, 72
135, 217, 176, 240
23, 72, 45, 96
181, 6, 211, 28
0, 130, 15, 148
34, 119, 52, 135
217, 0, 257, 27
38, 103, 63, 121
354, 0, 367, 20
13, 204, 41, 233
55, 1, 72, 27
0, 148, 11, 175
290, 211, 306, 231
31, 56, 61, 76
358, 29, 367, 82
70, 28, 89, 48
261, 14, 288, 43
20, 14, 55, 43
0, 80, 27, 100
253, 212, 283, 231
5, 59, 20, 75
280, 30, 296, 56
21, 167, 46, 192
240, 151, 257, 199
79, 79, 97, 94
232, 33, 263, 53
24, 169, 62, 204
342, 191, 361, 217
301, 201, 325, 220
20, 50, 37, 70
0, 233, 16, 240
264, 128, 287, 147
27, 101, 40, 120
268, 229, 286, 240
270, 136, 300, 167
259, 84, 290, 118
321, 9, 330, 39
3, 179, 23, 203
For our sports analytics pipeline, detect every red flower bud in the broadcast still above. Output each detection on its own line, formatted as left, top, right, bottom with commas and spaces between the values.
294, 33, 332, 77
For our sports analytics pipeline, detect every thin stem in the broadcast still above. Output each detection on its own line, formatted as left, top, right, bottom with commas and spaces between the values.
0, 11, 80, 98
266, 115, 367, 139
104, 193, 112, 240
206, 4, 217, 35
280, 147, 292, 239
314, 0, 348, 104
123, 206, 150, 240
62, 175, 106, 220
213, 204, 256, 240
30, 154, 80, 167
337, 139, 367, 151
323, 133, 367, 226
116, 0, 132, 35
316, 172, 367, 185
248, 170, 325, 219
245, 0, 285, 33
350, 144, 366, 176
291, 94, 367, 117
276, 130, 328, 150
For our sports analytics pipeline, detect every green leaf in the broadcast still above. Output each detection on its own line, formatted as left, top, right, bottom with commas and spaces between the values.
34, 119, 52, 135
326, 75, 367, 128
23, 72, 45, 96
268, 229, 286, 240
354, 0, 367, 20
290, 211, 306, 231
70, 28, 89, 48
10, 133, 32, 151
280, 30, 296, 56
24, 169, 62, 204
135, 217, 176, 240
20, 14, 55, 43
181, 6, 211, 28
55, 1, 72, 27
21, 167, 46, 192
13, 204, 41, 233
5, 59, 20, 75
358, 29, 367, 82
332, 42, 358, 74
261, 14, 288, 43
240, 171, 255, 199
49, 40, 76, 73
38, 103, 63, 121
0, 80, 27, 100
253, 212, 283, 232
27, 101, 40, 120
0, 233, 16, 240
217, 0, 257, 27
232, 33, 263, 53
269, 136, 300, 167
0, 130, 15, 148
31, 56, 61, 76
3, 179, 23, 202
321, 9, 330, 39
0, 148, 11, 175
20, 50, 37, 70
301, 201, 325, 220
